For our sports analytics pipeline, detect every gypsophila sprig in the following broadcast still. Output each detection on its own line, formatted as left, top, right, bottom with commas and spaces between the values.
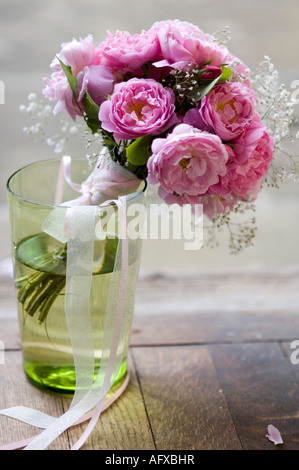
252, 56, 297, 145
211, 25, 232, 46
20, 93, 83, 154
251, 55, 299, 189
204, 201, 257, 254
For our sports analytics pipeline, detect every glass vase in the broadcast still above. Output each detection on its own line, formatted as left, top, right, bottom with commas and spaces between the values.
7, 158, 144, 394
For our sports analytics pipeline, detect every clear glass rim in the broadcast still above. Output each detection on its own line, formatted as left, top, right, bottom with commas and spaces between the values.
7, 158, 144, 209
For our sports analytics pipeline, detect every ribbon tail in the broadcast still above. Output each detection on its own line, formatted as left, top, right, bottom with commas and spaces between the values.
0, 406, 57, 429
0, 370, 130, 451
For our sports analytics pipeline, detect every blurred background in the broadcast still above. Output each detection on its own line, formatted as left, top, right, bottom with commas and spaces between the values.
1, 0, 299, 273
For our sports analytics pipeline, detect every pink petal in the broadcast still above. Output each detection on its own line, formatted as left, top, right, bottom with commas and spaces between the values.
266, 424, 283, 445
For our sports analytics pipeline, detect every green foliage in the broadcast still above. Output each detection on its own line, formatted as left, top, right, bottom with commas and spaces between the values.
126, 135, 153, 165
81, 89, 101, 133
57, 58, 78, 99
219, 66, 233, 82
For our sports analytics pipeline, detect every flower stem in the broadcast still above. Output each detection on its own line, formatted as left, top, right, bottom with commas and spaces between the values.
16, 245, 67, 323
37, 276, 66, 323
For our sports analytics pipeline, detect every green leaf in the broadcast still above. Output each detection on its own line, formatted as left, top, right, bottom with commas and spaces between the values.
81, 89, 101, 133
219, 66, 233, 82
58, 58, 101, 133
126, 135, 153, 166
190, 65, 233, 102
57, 57, 78, 99
82, 89, 100, 121
190, 75, 222, 102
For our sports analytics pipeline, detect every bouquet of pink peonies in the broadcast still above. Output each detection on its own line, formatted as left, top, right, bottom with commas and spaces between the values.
22, 19, 298, 250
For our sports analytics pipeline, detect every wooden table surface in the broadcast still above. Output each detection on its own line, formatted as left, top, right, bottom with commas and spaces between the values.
0, 268, 299, 450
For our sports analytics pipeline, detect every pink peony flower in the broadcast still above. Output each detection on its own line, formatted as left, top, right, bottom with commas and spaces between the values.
150, 19, 229, 70
99, 78, 178, 140
147, 124, 229, 205
55, 34, 95, 75
43, 35, 114, 120
183, 108, 213, 132
199, 81, 257, 141
95, 29, 159, 75
216, 125, 274, 196
199, 192, 240, 220
232, 113, 268, 163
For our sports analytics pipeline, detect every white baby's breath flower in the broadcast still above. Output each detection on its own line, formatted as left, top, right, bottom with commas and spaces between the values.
19, 93, 84, 154
27, 93, 37, 102
253, 58, 295, 145
252, 55, 299, 189
69, 125, 79, 135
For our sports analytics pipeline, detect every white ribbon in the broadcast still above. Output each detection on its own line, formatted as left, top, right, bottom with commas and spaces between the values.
65, 205, 97, 407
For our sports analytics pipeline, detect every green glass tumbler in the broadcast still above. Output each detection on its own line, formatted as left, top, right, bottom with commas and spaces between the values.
7, 158, 143, 394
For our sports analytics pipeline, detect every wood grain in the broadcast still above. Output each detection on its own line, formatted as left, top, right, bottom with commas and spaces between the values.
131, 311, 299, 346
71, 352, 155, 450
0, 351, 155, 450
132, 345, 242, 450
135, 268, 299, 316
4, 310, 299, 352
0, 351, 69, 450
209, 342, 299, 450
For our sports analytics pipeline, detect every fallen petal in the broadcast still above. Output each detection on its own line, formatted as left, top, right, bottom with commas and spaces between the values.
266, 424, 283, 445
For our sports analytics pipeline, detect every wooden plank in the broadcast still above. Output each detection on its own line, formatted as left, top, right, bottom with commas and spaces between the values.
0, 351, 155, 450
135, 268, 299, 316
2, 309, 299, 351
69, 352, 155, 450
132, 345, 242, 450
131, 312, 299, 346
209, 342, 299, 450
3, 268, 299, 319
0, 350, 69, 450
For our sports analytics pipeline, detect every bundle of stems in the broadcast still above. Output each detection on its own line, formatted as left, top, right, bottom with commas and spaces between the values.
16, 245, 67, 324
